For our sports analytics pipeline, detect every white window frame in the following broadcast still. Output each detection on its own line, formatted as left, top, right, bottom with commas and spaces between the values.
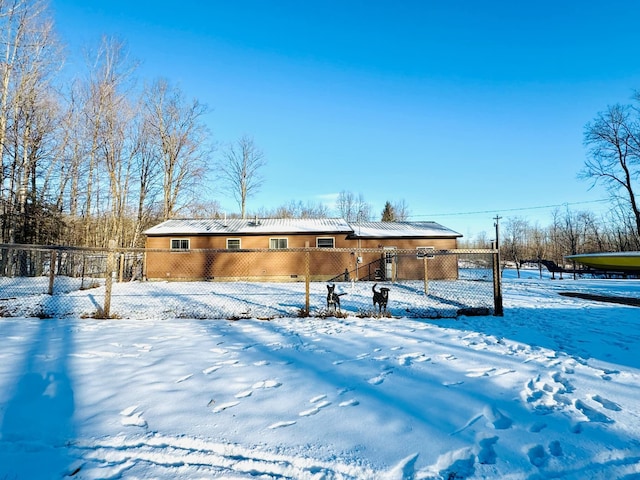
316, 237, 335, 248
227, 238, 241, 249
170, 238, 190, 251
269, 237, 288, 249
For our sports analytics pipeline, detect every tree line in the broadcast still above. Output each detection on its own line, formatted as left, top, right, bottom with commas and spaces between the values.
476, 204, 639, 276
0, 0, 638, 255
491, 91, 640, 266
0, 1, 410, 249
0, 1, 218, 248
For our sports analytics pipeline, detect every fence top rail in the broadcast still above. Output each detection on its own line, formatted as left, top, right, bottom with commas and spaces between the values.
144, 247, 496, 254
0, 243, 120, 254
0, 243, 497, 255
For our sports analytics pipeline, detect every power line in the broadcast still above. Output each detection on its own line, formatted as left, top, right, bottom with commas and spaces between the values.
409, 199, 610, 219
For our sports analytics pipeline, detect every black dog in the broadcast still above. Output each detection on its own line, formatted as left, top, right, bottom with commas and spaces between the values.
326, 284, 346, 312
372, 283, 390, 313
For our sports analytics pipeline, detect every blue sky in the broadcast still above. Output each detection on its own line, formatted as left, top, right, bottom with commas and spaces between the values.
50, 1, 640, 239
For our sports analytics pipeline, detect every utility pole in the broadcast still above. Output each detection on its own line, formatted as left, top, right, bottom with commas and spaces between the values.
492, 215, 504, 316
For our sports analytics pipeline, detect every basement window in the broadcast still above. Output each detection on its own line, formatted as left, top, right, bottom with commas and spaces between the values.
170, 239, 190, 251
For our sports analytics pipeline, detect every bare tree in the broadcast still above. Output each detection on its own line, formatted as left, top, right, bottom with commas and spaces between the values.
336, 190, 371, 222
336, 190, 355, 221
392, 199, 410, 221
143, 78, 210, 221
76, 36, 138, 246
128, 109, 162, 246
218, 135, 266, 219
581, 102, 640, 242
0, 0, 64, 247
501, 217, 530, 278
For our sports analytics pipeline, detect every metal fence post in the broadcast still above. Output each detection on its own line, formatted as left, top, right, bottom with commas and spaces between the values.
104, 240, 116, 318
492, 241, 504, 316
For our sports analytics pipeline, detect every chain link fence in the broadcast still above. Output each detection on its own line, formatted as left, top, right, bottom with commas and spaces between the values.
0, 244, 501, 319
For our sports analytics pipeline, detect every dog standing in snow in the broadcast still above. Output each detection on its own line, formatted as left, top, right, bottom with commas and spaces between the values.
372, 283, 390, 313
326, 284, 346, 313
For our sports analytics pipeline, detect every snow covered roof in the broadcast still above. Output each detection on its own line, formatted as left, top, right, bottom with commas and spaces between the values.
348, 221, 461, 239
144, 218, 461, 238
144, 218, 353, 236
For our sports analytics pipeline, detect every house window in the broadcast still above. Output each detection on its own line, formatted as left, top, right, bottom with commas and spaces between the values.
316, 237, 335, 248
227, 238, 241, 249
171, 239, 190, 251
270, 238, 288, 249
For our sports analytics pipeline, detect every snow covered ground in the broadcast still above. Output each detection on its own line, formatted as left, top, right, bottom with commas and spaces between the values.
1, 269, 640, 479
0, 270, 495, 320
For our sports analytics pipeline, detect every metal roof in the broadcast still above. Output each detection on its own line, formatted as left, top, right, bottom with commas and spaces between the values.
144, 218, 353, 236
348, 221, 461, 238
144, 218, 461, 238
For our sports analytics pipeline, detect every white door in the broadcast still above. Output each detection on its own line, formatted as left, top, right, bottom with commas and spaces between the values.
384, 247, 396, 281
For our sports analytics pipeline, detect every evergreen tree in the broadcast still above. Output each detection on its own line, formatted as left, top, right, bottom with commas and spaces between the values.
381, 201, 396, 221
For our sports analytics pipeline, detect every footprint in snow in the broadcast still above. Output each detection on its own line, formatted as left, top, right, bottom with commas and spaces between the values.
368, 370, 392, 385
212, 401, 240, 413
527, 444, 548, 467
398, 353, 431, 366
574, 400, 613, 423
339, 399, 359, 407
591, 395, 621, 411
175, 374, 193, 383
299, 407, 321, 416
268, 420, 296, 429
483, 405, 513, 430
443, 380, 464, 387
466, 367, 496, 378
551, 372, 574, 393
299, 395, 332, 416
252, 380, 282, 389
202, 365, 222, 375
439, 353, 457, 361
235, 389, 253, 399
549, 440, 563, 457
529, 421, 547, 433
477, 435, 498, 465
209, 347, 228, 355
120, 405, 147, 428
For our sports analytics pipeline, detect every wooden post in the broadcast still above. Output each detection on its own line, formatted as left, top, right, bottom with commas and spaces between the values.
423, 255, 429, 295
119, 253, 125, 282
104, 240, 116, 318
48, 250, 56, 295
142, 251, 148, 281
304, 242, 310, 316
